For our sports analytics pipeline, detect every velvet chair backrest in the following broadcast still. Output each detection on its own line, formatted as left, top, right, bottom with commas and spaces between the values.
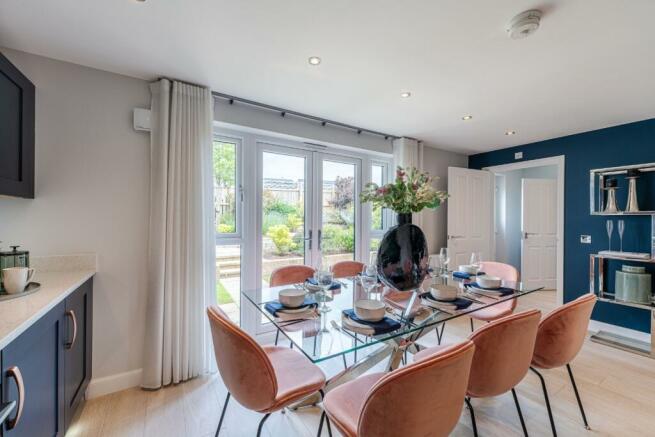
331, 261, 365, 278
479, 261, 521, 312
467, 309, 541, 398
532, 293, 597, 369
358, 341, 475, 437
269, 265, 315, 287
207, 306, 277, 411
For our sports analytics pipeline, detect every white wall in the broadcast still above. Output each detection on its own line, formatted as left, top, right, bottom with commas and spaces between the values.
420, 146, 469, 254
0, 49, 150, 388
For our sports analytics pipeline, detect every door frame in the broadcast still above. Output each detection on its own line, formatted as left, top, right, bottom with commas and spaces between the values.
483, 155, 565, 304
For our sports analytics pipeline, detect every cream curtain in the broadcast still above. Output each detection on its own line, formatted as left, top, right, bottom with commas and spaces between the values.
392, 137, 424, 226
142, 79, 216, 389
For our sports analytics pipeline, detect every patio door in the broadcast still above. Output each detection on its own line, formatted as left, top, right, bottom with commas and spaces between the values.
257, 144, 362, 286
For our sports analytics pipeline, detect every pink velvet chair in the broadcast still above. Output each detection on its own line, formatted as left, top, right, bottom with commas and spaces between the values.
331, 260, 365, 278
469, 261, 520, 330
419, 309, 541, 436
321, 340, 475, 437
269, 265, 316, 287
207, 306, 326, 436
530, 293, 597, 436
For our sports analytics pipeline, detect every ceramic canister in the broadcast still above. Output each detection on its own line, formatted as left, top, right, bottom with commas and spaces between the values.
615, 265, 651, 304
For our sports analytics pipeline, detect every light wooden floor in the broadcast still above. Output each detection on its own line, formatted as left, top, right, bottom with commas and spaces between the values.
68, 290, 655, 437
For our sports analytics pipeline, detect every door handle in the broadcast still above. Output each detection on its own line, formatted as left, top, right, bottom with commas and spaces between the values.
523, 232, 537, 239
65, 310, 78, 349
317, 229, 322, 251
6, 366, 24, 430
448, 235, 464, 240
303, 230, 312, 250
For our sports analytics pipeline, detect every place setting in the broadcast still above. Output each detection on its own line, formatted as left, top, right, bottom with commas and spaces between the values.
465, 274, 517, 298
341, 298, 401, 336
264, 288, 319, 322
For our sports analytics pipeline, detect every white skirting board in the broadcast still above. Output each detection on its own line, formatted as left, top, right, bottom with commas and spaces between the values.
86, 368, 143, 399
588, 320, 650, 344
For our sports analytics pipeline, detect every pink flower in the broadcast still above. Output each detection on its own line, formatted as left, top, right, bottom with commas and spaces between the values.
396, 169, 405, 179
377, 187, 388, 194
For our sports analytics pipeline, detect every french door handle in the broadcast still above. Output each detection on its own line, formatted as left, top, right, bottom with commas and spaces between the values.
304, 230, 312, 250
318, 230, 322, 251
65, 310, 78, 349
6, 366, 24, 430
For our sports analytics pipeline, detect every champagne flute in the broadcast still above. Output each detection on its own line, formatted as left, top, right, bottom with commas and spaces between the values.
470, 252, 483, 275
439, 247, 450, 275
606, 220, 614, 252
618, 220, 625, 252
428, 255, 441, 284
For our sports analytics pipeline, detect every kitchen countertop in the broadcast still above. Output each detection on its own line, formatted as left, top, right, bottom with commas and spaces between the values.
0, 269, 95, 350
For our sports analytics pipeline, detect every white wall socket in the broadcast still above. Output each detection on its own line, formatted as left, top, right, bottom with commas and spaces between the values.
580, 235, 592, 244
514, 151, 523, 159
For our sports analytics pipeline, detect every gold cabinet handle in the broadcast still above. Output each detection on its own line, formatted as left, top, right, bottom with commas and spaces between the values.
6, 366, 24, 430
65, 310, 78, 349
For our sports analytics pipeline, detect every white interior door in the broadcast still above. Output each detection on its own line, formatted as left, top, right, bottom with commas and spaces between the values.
447, 167, 494, 267
521, 178, 557, 289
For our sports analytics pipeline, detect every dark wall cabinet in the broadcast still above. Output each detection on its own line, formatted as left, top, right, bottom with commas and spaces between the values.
1, 279, 93, 436
0, 52, 35, 198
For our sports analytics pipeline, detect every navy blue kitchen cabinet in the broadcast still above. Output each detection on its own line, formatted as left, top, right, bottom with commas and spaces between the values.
1, 279, 93, 436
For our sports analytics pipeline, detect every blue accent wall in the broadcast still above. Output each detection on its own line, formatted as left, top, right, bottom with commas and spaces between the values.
469, 118, 655, 333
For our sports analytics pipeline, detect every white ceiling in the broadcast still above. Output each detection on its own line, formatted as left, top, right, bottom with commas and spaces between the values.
2, 0, 655, 154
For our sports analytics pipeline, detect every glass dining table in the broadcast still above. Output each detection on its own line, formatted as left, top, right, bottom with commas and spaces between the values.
241, 274, 543, 408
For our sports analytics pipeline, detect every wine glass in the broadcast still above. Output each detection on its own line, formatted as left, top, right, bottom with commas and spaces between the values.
360, 264, 378, 298
439, 247, 450, 275
606, 220, 614, 252
618, 220, 625, 252
316, 269, 334, 313
470, 252, 483, 275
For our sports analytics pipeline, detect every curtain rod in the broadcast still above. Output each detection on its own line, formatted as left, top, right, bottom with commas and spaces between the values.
212, 91, 403, 141
157, 77, 406, 142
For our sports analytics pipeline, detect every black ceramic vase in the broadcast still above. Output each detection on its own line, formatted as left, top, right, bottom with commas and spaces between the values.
376, 213, 429, 291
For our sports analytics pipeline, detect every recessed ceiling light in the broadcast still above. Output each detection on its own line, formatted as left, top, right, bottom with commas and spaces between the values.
308, 56, 321, 66
505, 130, 517, 136
400, 91, 412, 98
462, 115, 473, 121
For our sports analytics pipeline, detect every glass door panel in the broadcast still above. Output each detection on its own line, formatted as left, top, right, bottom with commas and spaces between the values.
259, 146, 312, 287
318, 157, 359, 266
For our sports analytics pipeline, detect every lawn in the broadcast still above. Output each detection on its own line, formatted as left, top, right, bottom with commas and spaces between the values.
216, 281, 234, 305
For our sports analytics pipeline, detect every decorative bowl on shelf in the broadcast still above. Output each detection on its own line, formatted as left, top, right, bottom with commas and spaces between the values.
615, 265, 651, 305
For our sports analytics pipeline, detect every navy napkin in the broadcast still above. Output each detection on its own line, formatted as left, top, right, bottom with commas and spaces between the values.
306, 277, 341, 290
452, 271, 485, 280
467, 283, 514, 296
264, 298, 317, 317
342, 309, 401, 335
420, 293, 473, 310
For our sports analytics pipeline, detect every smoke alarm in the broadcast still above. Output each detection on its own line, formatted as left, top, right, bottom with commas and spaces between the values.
507, 9, 542, 39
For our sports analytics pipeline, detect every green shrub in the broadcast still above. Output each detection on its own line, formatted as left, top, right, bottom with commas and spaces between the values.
321, 224, 354, 254
265, 199, 298, 216
262, 211, 288, 234
267, 225, 295, 255
287, 213, 302, 231
217, 223, 235, 233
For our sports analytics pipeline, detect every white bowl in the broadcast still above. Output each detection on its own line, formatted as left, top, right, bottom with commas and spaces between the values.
278, 288, 307, 308
458, 264, 478, 274
429, 284, 458, 301
354, 299, 386, 322
476, 275, 502, 289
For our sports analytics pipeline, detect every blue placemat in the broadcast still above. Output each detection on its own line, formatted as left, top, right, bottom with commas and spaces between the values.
306, 277, 341, 290
265, 298, 317, 317
342, 309, 401, 335
466, 283, 514, 296
420, 293, 473, 310
452, 271, 485, 280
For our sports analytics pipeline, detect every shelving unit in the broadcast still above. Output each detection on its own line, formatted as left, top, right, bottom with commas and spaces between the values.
589, 162, 655, 358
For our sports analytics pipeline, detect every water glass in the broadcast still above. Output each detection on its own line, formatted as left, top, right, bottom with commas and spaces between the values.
439, 247, 450, 274
316, 270, 334, 313
470, 252, 483, 275
360, 264, 378, 297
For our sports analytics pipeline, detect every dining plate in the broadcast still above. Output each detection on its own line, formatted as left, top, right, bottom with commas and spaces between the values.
278, 304, 313, 314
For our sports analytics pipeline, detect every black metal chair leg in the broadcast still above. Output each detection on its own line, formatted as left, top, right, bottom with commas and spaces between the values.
567, 364, 591, 430
465, 397, 478, 437
342, 354, 348, 369
530, 367, 557, 437
317, 390, 333, 437
215, 392, 231, 436
256, 413, 271, 437
274, 329, 280, 346
435, 322, 446, 345
511, 388, 529, 437
470, 318, 475, 332
317, 411, 325, 437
